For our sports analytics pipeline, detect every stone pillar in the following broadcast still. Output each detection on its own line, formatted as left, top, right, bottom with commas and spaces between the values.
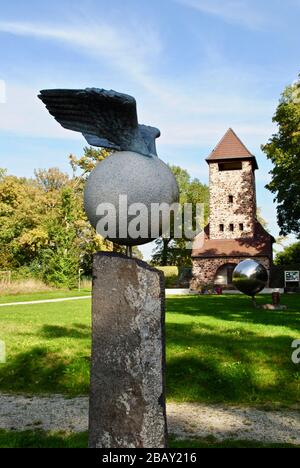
89, 252, 168, 449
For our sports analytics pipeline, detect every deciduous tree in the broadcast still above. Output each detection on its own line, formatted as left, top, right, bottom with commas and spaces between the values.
262, 75, 300, 237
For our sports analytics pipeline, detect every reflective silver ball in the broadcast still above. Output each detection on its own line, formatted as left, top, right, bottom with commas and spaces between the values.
233, 259, 268, 297
84, 151, 179, 246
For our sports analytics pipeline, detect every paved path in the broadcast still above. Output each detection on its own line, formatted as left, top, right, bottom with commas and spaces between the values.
0, 291, 192, 307
0, 394, 299, 445
0, 297, 91, 307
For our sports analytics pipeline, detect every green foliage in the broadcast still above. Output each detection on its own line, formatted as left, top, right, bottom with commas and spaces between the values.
156, 266, 179, 288
275, 242, 300, 266
152, 166, 209, 266
0, 146, 145, 287
262, 75, 300, 237
0, 148, 113, 288
0, 168, 7, 181
69, 147, 111, 177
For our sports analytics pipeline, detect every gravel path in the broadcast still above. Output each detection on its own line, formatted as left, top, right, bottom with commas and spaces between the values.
0, 394, 299, 445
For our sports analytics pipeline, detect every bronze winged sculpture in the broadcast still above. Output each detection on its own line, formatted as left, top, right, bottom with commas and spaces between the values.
39, 88, 179, 247
38, 88, 161, 157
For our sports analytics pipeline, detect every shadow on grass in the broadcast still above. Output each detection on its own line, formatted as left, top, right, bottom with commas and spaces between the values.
167, 295, 300, 332
0, 347, 90, 396
0, 430, 88, 449
40, 324, 90, 339
0, 430, 298, 448
166, 323, 300, 405
169, 435, 300, 449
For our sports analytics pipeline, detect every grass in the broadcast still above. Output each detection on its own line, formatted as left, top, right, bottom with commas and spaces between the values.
0, 279, 54, 297
0, 295, 299, 406
0, 289, 91, 304
166, 294, 300, 406
0, 431, 298, 448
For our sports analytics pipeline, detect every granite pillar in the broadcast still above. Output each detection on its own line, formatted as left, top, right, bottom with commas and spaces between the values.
89, 252, 167, 448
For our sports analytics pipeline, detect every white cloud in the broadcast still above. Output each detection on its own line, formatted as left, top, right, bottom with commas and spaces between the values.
175, 0, 264, 29
0, 83, 81, 141
0, 80, 6, 103
0, 19, 163, 94
0, 18, 276, 151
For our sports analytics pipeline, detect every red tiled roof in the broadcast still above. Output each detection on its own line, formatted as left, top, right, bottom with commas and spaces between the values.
192, 222, 275, 258
207, 128, 255, 161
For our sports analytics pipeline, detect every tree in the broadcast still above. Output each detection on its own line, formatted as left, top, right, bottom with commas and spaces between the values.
151, 166, 209, 267
69, 147, 111, 178
256, 208, 268, 230
0, 168, 6, 181
69, 147, 143, 259
34, 168, 69, 192
0, 165, 110, 287
262, 75, 300, 237
0, 147, 143, 287
275, 242, 300, 265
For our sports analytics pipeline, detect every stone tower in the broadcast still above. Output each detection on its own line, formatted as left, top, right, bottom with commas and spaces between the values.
191, 129, 274, 289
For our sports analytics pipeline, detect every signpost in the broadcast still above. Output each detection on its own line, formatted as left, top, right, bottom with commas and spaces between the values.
285, 271, 300, 288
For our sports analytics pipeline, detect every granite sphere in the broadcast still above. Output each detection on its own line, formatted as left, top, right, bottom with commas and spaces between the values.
233, 259, 269, 297
84, 151, 180, 246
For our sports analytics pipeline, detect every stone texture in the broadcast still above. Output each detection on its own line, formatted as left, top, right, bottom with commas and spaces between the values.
191, 130, 274, 288
209, 160, 256, 240
89, 252, 167, 449
84, 151, 179, 246
261, 304, 287, 311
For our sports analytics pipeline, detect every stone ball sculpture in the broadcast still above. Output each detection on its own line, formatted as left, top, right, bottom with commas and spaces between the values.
84, 151, 179, 245
38, 88, 179, 247
233, 259, 269, 297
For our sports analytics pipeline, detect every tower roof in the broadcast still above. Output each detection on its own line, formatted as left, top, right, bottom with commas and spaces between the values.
207, 128, 258, 168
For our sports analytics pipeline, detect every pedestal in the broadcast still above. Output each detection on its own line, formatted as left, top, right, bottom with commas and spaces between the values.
89, 252, 168, 448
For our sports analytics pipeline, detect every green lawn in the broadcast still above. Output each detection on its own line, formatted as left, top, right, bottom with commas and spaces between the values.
0, 289, 91, 304
0, 294, 299, 406
0, 431, 298, 449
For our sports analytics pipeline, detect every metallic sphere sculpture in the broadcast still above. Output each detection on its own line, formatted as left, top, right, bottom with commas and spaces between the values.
38, 88, 179, 246
233, 259, 269, 297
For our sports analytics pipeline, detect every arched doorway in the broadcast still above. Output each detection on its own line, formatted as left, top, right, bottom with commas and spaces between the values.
214, 263, 237, 287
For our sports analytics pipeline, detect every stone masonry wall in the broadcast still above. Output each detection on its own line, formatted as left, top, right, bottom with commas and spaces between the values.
191, 256, 271, 290
209, 161, 257, 240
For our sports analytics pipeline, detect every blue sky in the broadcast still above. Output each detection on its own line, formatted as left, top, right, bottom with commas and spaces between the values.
0, 0, 299, 258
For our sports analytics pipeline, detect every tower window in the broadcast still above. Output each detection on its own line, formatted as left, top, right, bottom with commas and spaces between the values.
230, 224, 234, 232
229, 195, 234, 204
239, 223, 244, 231
219, 162, 243, 171
219, 224, 224, 232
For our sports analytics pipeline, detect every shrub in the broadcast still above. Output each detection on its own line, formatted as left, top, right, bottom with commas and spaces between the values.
0, 279, 53, 296
156, 266, 179, 288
